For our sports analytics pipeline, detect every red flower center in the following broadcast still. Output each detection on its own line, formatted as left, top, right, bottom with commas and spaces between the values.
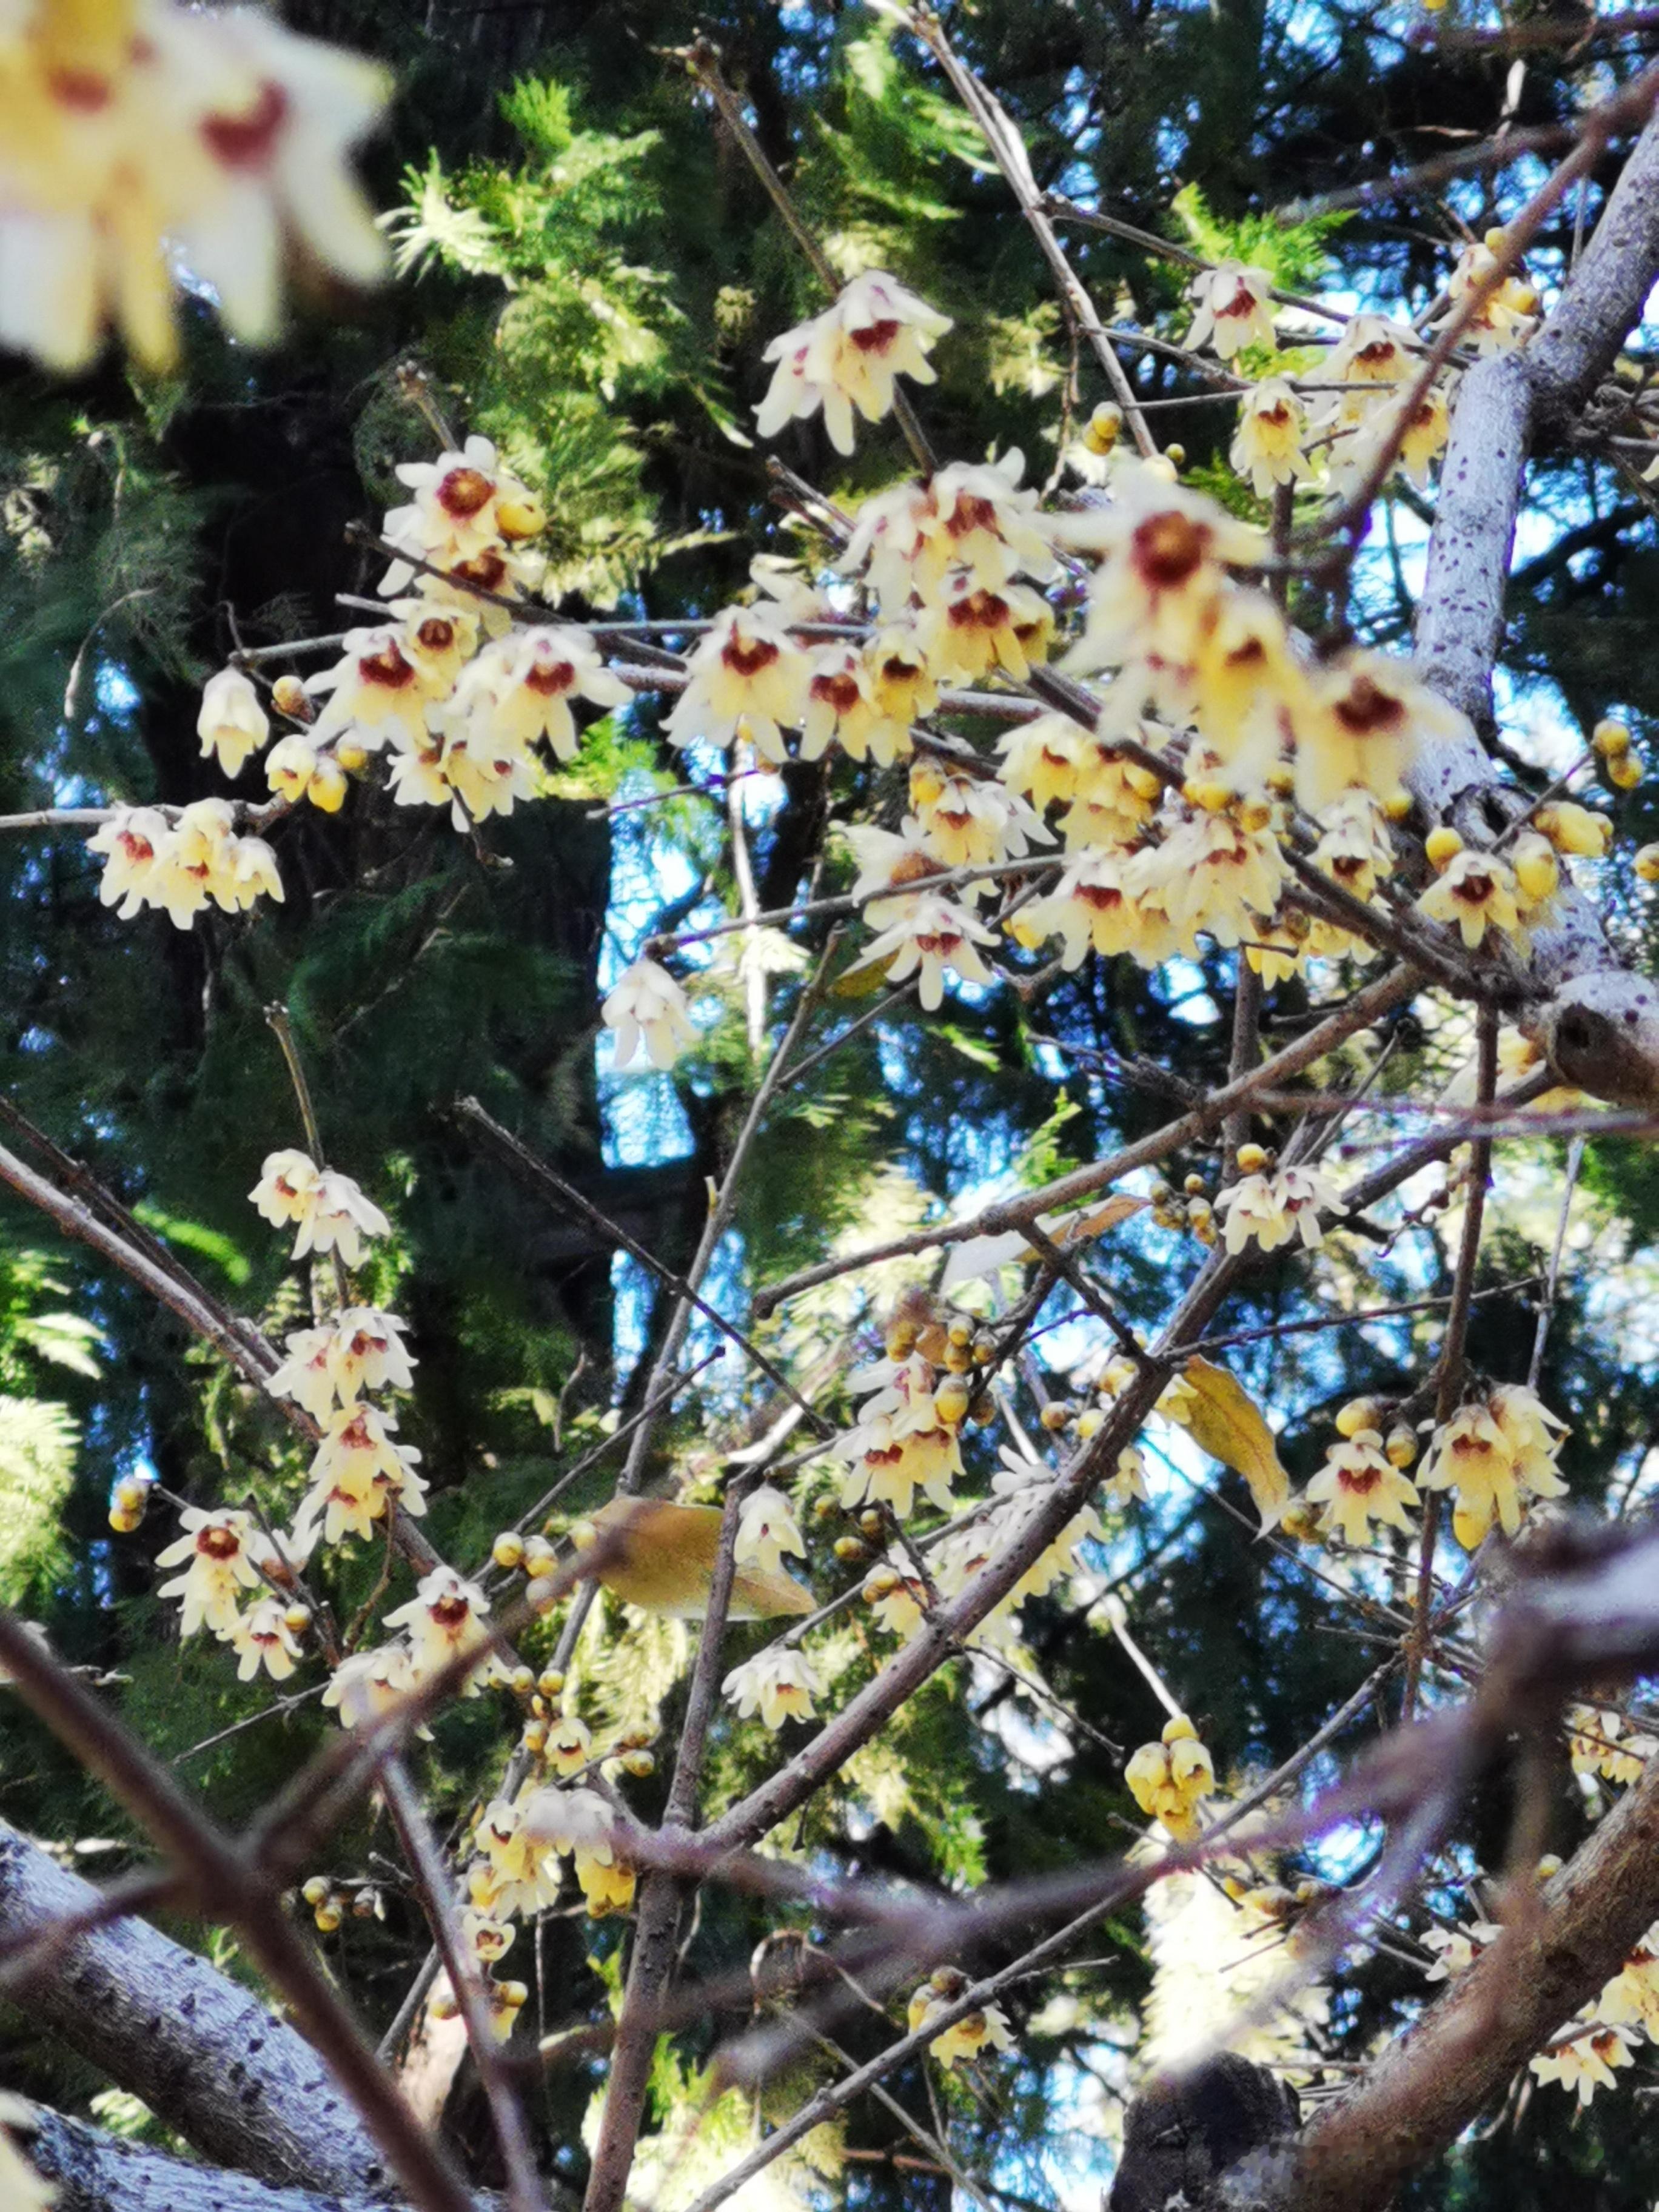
438, 468, 494, 518
202, 81, 288, 170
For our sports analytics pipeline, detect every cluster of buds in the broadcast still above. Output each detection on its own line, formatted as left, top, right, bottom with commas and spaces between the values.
1124, 1714, 1218, 1840
300, 1874, 386, 1935
107, 1473, 153, 1536
1147, 1173, 1217, 1247
1592, 717, 1646, 794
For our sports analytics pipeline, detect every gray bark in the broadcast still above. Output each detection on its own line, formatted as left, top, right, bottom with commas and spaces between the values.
0, 1823, 394, 2201
1411, 104, 1659, 1102
18, 2103, 382, 2212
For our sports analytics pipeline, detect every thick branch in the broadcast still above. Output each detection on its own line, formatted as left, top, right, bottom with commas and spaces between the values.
1269, 1749, 1659, 2211
19, 2104, 387, 2212
0, 1824, 392, 2200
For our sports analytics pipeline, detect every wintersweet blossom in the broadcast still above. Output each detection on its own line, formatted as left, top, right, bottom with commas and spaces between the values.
1304, 1432, 1419, 1545
862, 1554, 930, 1636
231, 1597, 304, 1682
471, 1795, 561, 1920
996, 713, 1085, 812
1292, 651, 1459, 813
457, 625, 629, 760
908, 1971, 1014, 2068
735, 1486, 806, 1577
1229, 378, 1314, 498
521, 1786, 635, 1915
836, 1404, 963, 1520
383, 1566, 503, 1695
321, 1641, 420, 1730
723, 1646, 820, 1731
297, 1402, 426, 1544
1421, 1919, 1501, 1982
0, 1, 389, 372
603, 959, 699, 1071
1185, 261, 1278, 358
1056, 466, 1264, 672
665, 606, 811, 763
1213, 1164, 1339, 1256
1125, 1714, 1217, 1840
1150, 813, 1288, 954
914, 574, 1053, 685
435, 719, 540, 830
88, 807, 174, 919
1417, 848, 1523, 951
306, 625, 443, 749
1433, 237, 1540, 356
855, 891, 999, 1011
155, 1506, 266, 1638
799, 644, 910, 766
545, 1714, 593, 1779
1417, 1387, 1567, 1549
865, 626, 937, 732
197, 666, 269, 778
910, 768, 1048, 876
755, 270, 951, 454
1022, 849, 1144, 966
1569, 1706, 1656, 1787
839, 451, 1051, 615
1530, 2015, 1640, 2106
1598, 1939, 1659, 2033
383, 436, 544, 570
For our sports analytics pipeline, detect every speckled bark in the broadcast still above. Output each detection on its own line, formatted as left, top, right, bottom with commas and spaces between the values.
0, 1824, 394, 2201
19, 2104, 380, 2212
1410, 104, 1659, 1103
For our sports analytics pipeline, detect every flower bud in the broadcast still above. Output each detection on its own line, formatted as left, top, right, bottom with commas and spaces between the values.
270, 674, 313, 722
495, 492, 546, 541
1512, 833, 1558, 904
620, 1749, 655, 1778
1039, 1400, 1073, 1432
834, 1535, 871, 1565
1235, 1143, 1271, 1175
1424, 825, 1463, 870
523, 1538, 558, 1579
492, 1531, 525, 1571
934, 1375, 972, 1426
313, 1901, 343, 1934
509, 1664, 535, 1697
1609, 750, 1644, 791
1636, 842, 1659, 882
282, 1604, 311, 1634
1083, 403, 1122, 455
537, 1668, 565, 1698
1386, 1424, 1418, 1468
1335, 1396, 1383, 1438
1536, 802, 1612, 856
301, 1875, 330, 1905
1593, 717, 1631, 759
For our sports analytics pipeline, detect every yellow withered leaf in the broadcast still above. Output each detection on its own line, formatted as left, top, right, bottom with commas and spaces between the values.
571, 1498, 815, 1620
1163, 1356, 1289, 1530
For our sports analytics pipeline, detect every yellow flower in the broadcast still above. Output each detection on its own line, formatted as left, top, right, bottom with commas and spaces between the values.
996, 712, 1085, 811
457, 624, 629, 761
1056, 464, 1264, 673
471, 1793, 561, 1919
603, 958, 699, 1071
1417, 848, 1523, 951
1229, 378, 1313, 497
1185, 261, 1278, 358
1304, 1433, 1419, 1545
914, 574, 1053, 683
665, 606, 811, 765
1432, 239, 1540, 356
854, 891, 999, 1012
864, 626, 936, 737
231, 1595, 305, 1682
1022, 850, 1145, 965
722, 1647, 820, 1730
1421, 1919, 1501, 1982
736, 1485, 806, 1577
799, 643, 908, 765
1292, 650, 1459, 814
1213, 1164, 1339, 1256
862, 1555, 930, 1636
87, 806, 173, 918
544, 1714, 593, 1778
383, 436, 541, 571
383, 1566, 503, 1696
1568, 1706, 1654, 1787
0, 2, 388, 371
1418, 1389, 1565, 1547
1530, 2015, 1639, 2105
907, 1970, 1014, 2067
197, 666, 269, 777
755, 270, 951, 455
155, 1506, 264, 1638
297, 1403, 426, 1546
321, 1640, 421, 1731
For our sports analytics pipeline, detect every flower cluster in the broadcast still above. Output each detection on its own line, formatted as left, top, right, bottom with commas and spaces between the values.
1125, 1714, 1218, 1840
1416, 1383, 1569, 1550
153, 1504, 311, 1683
0, 0, 388, 372
88, 800, 284, 929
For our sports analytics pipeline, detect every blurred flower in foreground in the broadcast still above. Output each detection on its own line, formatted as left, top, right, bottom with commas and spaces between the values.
0, 0, 389, 372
